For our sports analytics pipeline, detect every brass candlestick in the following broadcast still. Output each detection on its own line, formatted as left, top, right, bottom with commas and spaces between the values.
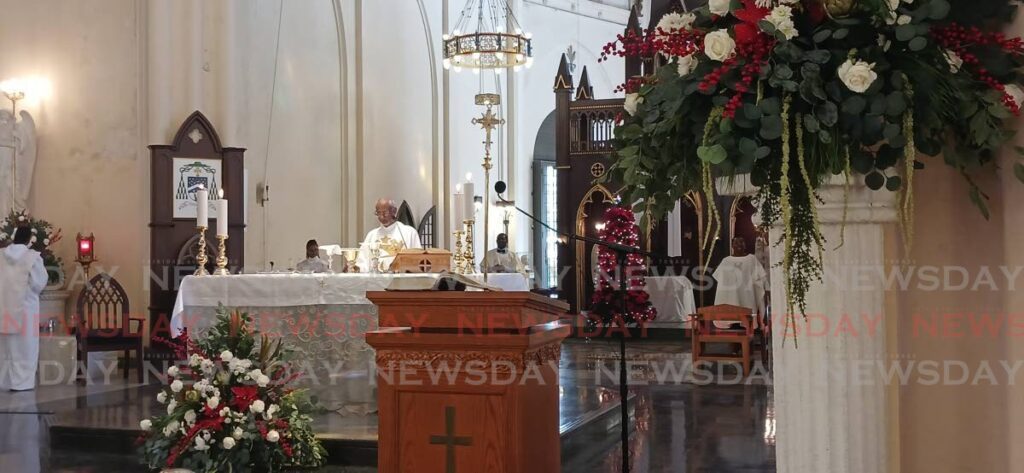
463, 219, 476, 273
213, 235, 230, 275
453, 230, 465, 274
194, 226, 210, 276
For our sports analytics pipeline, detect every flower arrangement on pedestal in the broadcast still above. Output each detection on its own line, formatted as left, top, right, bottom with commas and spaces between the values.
0, 209, 64, 284
589, 206, 658, 327
138, 305, 326, 472
601, 0, 1024, 322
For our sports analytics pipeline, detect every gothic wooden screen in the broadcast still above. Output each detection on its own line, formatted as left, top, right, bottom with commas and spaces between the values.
417, 205, 437, 248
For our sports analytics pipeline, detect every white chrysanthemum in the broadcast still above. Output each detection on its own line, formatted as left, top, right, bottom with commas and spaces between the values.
220, 350, 234, 362
838, 59, 878, 93
251, 400, 266, 414
206, 396, 220, 410
944, 50, 963, 73
156, 391, 168, 404
232, 427, 244, 440
266, 430, 280, 443
222, 437, 236, 449
170, 379, 183, 393
189, 354, 202, 367
163, 420, 179, 437
656, 12, 696, 34
200, 359, 215, 376
257, 374, 271, 388
228, 358, 252, 375
247, 368, 263, 381
139, 419, 152, 431
703, 29, 736, 62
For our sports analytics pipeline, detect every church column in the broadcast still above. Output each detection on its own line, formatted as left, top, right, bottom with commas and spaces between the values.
721, 176, 899, 473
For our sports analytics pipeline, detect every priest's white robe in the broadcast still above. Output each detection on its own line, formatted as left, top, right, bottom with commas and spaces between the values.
712, 254, 767, 329
356, 222, 422, 272
295, 256, 330, 273
0, 244, 48, 390
481, 249, 521, 273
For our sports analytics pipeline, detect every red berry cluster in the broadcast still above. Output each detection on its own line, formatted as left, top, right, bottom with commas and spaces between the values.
600, 28, 705, 62
699, 35, 775, 119
615, 76, 654, 94
932, 23, 1024, 115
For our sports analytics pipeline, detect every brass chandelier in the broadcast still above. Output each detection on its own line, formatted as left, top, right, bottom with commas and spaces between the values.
442, 0, 533, 72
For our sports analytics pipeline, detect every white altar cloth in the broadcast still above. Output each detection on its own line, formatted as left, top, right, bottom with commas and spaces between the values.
171, 272, 529, 336
645, 275, 697, 328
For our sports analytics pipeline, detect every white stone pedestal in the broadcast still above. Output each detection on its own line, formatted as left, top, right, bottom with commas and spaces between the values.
39, 288, 70, 324
722, 176, 898, 473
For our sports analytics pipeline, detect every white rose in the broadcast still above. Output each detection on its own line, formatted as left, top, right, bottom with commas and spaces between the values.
703, 29, 736, 62
220, 350, 233, 362
139, 419, 152, 431
170, 379, 184, 393
765, 6, 798, 40
944, 50, 963, 73
206, 396, 220, 410
156, 392, 168, 404
656, 12, 695, 34
264, 404, 280, 420
257, 374, 271, 388
184, 410, 197, 424
709, 0, 731, 16
222, 436, 236, 449
838, 59, 878, 93
1006, 84, 1024, 107
233, 427, 244, 440
167, 366, 180, 378
163, 420, 179, 437
623, 93, 643, 116
167, 399, 177, 415
251, 400, 265, 414
887, 0, 900, 10
266, 430, 280, 443
194, 436, 208, 451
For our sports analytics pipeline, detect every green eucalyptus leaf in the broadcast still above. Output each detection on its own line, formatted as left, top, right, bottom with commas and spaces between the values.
842, 96, 867, 114
851, 149, 874, 174
760, 97, 781, 115
814, 102, 839, 127
869, 95, 886, 115
760, 115, 784, 140
697, 144, 728, 164
742, 103, 763, 120
739, 137, 758, 157
832, 28, 849, 40
865, 171, 885, 190
755, 146, 771, 159
929, 0, 951, 19
813, 29, 833, 43
886, 175, 903, 191
804, 49, 831, 64
885, 92, 907, 117
895, 25, 917, 41
909, 36, 928, 51
883, 123, 902, 142
804, 114, 821, 133
618, 124, 643, 139
775, 64, 794, 80
818, 129, 833, 144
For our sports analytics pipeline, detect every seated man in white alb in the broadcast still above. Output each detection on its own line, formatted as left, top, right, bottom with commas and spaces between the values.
295, 239, 330, 273
712, 237, 767, 329
0, 227, 48, 391
355, 198, 421, 272
481, 233, 521, 273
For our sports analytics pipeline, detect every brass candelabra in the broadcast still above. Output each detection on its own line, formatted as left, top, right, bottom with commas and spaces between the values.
194, 227, 210, 276
463, 219, 476, 273
213, 235, 230, 275
453, 229, 465, 274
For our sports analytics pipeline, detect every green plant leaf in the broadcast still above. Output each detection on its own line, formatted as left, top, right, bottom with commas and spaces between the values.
813, 29, 833, 43
760, 97, 781, 115
804, 114, 821, 133
929, 0, 950, 19
832, 28, 849, 40
865, 171, 885, 190
909, 36, 928, 51
884, 123, 902, 142
895, 24, 917, 41
774, 64, 794, 80
814, 102, 839, 127
697, 144, 728, 164
851, 149, 874, 174
804, 50, 831, 64
618, 124, 643, 139
885, 92, 907, 116
742, 103, 763, 121
842, 96, 867, 114
755, 146, 771, 159
760, 115, 784, 140
739, 137, 758, 158
886, 175, 902, 191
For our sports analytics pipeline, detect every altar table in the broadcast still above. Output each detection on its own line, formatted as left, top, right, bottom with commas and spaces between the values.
645, 275, 697, 328
170, 272, 529, 413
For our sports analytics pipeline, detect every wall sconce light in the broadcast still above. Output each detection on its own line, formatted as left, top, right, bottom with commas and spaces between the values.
76, 233, 96, 276
0, 79, 26, 114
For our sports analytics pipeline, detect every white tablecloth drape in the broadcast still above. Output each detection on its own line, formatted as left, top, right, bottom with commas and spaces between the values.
645, 275, 697, 328
171, 272, 529, 336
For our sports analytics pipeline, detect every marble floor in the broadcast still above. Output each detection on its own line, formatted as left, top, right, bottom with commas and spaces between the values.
0, 339, 775, 472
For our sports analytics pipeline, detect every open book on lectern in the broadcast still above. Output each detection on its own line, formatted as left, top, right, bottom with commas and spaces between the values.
384, 270, 502, 292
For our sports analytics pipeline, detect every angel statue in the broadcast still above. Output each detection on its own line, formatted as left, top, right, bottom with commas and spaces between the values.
0, 109, 37, 214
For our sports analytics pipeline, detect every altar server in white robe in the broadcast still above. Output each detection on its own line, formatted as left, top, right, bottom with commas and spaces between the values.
356, 198, 421, 272
712, 237, 767, 329
0, 227, 48, 391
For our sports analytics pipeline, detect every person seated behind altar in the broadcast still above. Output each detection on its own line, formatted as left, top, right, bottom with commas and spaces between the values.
481, 233, 521, 273
712, 237, 767, 329
355, 198, 421, 272
0, 226, 48, 391
296, 239, 330, 273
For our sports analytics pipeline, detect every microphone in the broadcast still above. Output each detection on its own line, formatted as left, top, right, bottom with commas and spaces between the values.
492, 181, 648, 256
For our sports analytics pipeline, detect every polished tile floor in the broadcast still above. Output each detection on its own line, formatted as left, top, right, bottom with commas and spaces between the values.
0, 339, 775, 472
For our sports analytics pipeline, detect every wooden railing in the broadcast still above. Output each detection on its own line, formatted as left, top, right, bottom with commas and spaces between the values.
568, 99, 623, 155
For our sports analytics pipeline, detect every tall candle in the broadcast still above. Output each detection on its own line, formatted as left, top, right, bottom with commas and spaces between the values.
196, 187, 208, 229
462, 181, 475, 221
453, 190, 465, 229
216, 198, 228, 237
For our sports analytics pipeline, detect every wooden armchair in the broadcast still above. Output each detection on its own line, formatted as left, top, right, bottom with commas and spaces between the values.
690, 304, 756, 376
75, 274, 144, 382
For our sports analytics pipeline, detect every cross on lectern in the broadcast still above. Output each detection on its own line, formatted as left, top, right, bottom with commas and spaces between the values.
429, 406, 473, 473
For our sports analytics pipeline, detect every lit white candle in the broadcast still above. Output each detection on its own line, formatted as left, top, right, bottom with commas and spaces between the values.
453, 185, 465, 229
462, 181, 475, 221
216, 190, 228, 237
196, 187, 208, 229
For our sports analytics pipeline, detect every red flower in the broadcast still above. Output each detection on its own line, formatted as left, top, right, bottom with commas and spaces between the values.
732, 0, 770, 47
231, 386, 260, 411
802, 0, 827, 25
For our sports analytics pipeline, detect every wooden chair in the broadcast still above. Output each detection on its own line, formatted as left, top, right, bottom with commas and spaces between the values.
690, 304, 756, 376
75, 273, 144, 382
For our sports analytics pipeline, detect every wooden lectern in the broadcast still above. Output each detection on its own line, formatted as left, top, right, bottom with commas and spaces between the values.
366, 292, 569, 473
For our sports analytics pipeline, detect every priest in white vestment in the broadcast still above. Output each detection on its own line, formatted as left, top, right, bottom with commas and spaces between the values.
0, 227, 48, 391
712, 237, 767, 329
481, 233, 521, 273
356, 198, 421, 272
295, 239, 330, 273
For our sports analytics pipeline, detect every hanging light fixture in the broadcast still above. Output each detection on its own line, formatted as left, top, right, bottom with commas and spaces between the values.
443, 0, 533, 71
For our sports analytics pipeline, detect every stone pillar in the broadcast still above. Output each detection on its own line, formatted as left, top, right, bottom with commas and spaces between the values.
721, 176, 899, 473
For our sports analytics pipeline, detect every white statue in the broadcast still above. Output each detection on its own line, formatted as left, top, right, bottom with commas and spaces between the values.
0, 110, 36, 214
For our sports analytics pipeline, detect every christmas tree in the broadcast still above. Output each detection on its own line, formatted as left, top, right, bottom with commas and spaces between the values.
589, 206, 657, 327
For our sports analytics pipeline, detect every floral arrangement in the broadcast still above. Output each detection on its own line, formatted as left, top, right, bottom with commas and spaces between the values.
138, 305, 326, 472
0, 209, 64, 284
590, 206, 658, 327
601, 0, 1024, 324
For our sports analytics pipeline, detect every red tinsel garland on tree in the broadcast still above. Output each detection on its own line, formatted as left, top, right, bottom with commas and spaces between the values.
589, 206, 657, 327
